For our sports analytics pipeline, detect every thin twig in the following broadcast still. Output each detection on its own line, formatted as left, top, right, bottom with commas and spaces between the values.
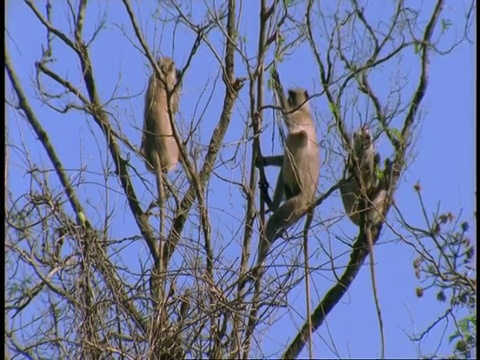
303, 210, 314, 359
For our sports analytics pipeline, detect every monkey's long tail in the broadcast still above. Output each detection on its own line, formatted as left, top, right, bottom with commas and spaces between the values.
243, 229, 269, 358
251, 194, 309, 280
245, 195, 312, 355
303, 209, 314, 360
153, 163, 167, 308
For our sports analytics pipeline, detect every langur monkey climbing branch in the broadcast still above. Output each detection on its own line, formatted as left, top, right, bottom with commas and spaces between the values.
255, 88, 320, 274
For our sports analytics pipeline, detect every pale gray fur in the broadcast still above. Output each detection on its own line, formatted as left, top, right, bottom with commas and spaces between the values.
257, 88, 320, 269
141, 57, 181, 173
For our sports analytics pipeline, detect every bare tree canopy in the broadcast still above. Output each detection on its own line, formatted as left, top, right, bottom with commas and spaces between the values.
5, 1, 475, 359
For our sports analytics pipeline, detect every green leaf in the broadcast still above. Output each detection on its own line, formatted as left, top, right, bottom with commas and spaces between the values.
468, 314, 476, 327
458, 317, 472, 333
77, 211, 87, 227
267, 77, 273, 91
388, 127, 402, 143
326, 122, 336, 136
414, 41, 421, 54
329, 102, 339, 118
277, 33, 285, 47
455, 339, 467, 353
441, 18, 452, 32
449, 331, 460, 343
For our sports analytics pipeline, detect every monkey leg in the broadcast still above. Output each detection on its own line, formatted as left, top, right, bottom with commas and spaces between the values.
255, 154, 284, 169
263, 155, 284, 167
262, 195, 310, 259
255, 154, 285, 211
367, 189, 387, 226
339, 176, 362, 226
266, 196, 309, 242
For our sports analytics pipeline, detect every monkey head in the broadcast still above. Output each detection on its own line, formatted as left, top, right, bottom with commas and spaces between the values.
155, 57, 179, 92
287, 88, 310, 112
141, 56, 182, 173
352, 127, 373, 156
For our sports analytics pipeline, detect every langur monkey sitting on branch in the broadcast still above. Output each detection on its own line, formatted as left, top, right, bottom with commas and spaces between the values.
339, 127, 387, 226
141, 57, 182, 175
255, 88, 320, 270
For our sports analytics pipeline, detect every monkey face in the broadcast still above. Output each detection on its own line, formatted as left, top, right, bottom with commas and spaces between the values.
154, 57, 179, 91
157, 58, 175, 75
287, 88, 309, 108
353, 127, 373, 154
287, 91, 295, 108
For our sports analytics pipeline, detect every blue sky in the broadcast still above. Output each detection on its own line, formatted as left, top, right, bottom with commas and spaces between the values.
6, 1, 475, 359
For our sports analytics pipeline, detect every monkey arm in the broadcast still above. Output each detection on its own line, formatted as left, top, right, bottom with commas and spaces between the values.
255, 154, 284, 212
263, 155, 284, 167
255, 194, 311, 269
260, 157, 285, 211
339, 177, 361, 226
255, 154, 284, 168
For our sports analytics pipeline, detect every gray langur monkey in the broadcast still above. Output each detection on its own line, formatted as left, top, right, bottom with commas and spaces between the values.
339, 127, 387, 226
141, 57, 182, 174
256, 88, 320, 269
141, 58, 182, 305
